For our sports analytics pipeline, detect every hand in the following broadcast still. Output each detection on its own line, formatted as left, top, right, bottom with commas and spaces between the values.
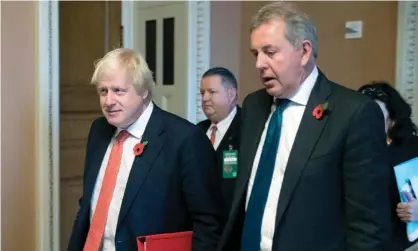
397, 191, 418, 223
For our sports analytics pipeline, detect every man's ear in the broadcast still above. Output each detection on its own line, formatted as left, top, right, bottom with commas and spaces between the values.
227, 88, 237, 101
141, 89, 149, 100
300, 40, 313, 67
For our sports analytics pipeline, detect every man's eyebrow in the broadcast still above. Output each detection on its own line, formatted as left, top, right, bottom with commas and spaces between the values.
262, 45, 276, 50
250, 45, 276, 52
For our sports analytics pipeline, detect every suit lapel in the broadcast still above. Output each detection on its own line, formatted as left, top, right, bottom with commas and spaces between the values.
117, 105, 165, 229
216, 107, 241, 152
199, 120, 211, 132
235, 92, 272, 204
274, 71, 333, 229
83, 120, 116, 210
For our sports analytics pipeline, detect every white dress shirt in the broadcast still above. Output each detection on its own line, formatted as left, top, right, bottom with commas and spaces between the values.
206, 106, 237, 150
246, 67, 319, 250
90, 102, 154, 251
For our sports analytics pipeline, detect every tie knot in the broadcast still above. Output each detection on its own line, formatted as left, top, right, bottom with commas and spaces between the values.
116, 130, 130, 143
275, 98, 291, 112
210, 125, 217, 131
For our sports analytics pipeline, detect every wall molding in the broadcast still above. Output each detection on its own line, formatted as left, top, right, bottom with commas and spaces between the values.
187, 1, 211, 123
36, 1, 60, 251
121, 1, 134, 49
396, 1, 418, 125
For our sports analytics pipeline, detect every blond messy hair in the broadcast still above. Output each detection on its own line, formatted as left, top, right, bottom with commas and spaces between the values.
91, 48, 155, 100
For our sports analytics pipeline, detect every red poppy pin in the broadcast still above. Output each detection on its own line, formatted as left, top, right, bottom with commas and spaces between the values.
133, 141, 148, 156
312, 102, 329, 120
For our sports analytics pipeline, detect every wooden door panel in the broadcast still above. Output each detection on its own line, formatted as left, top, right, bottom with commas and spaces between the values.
60, 139, 88, 179
60, 179, 83, 248
59, 1, 121, 250
61, 85, 99, 113
60, 113, 101, 141
59, 1, 106, 87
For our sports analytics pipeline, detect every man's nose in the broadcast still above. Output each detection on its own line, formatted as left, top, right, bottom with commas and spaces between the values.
255, 53, 267, 70
202, 92, 210, 101
105, 92, 116, 106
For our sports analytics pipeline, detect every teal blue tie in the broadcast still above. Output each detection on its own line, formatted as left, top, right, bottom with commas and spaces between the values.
241, 99, 290, 251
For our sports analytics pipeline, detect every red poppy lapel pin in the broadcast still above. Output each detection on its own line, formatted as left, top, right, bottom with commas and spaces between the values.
133, 141, 148, 156
312, 102, 329, 120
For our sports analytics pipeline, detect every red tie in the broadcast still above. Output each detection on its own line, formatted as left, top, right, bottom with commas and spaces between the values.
83, 130, 130, 251
210, 125, 217, 145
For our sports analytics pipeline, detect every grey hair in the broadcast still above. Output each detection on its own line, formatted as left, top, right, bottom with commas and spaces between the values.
250, 1, 318, 58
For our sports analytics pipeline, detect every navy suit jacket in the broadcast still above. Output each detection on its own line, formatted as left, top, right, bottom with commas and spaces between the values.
197, 106, 241, 222
217, 71, 392, 251
68, 104, 223, 251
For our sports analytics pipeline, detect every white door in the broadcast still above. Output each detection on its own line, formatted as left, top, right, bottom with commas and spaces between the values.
134, 1, 188, 119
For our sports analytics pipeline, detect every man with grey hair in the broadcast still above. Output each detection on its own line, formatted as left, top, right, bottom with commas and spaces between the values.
217, 2, 391, 251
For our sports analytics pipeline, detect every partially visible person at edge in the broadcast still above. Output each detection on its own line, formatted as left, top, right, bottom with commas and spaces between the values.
359, 81, 418, 251
67, 48, 223, 251
216, 1, 391, 251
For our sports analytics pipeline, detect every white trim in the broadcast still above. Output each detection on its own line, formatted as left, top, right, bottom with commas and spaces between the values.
0, 2, 2, 250
36, 1, 60, 251
187, 1, 211, 123
395, 1, 418, 125
121, 1, 134, 49
122, 0, 211, 123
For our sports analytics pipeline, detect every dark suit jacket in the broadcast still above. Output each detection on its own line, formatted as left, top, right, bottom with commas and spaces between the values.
217, 71, 392, 251
197, 106, 241, 221
68, 105, 223, 251
388, 135, 418, 250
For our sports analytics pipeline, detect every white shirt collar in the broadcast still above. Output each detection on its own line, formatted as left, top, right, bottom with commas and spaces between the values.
287, 66, 318, 105
274, 66, 318, 106
116, 101, 154, 139
210, 106, 237, 135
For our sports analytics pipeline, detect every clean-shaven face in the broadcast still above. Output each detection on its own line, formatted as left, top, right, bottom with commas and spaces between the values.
250, 19, 308, 98
200, 75, 236, 123
97, 67, 148, 129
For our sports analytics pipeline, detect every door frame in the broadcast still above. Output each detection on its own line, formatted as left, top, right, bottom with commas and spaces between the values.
35, 1, 211, 250
36, 1, 60, 251
395, 1, 418, 125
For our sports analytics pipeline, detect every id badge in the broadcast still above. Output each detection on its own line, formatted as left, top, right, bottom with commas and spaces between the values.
222, 149, 238, 179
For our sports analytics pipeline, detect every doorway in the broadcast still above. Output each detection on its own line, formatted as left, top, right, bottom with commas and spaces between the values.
59, 2, 121, 250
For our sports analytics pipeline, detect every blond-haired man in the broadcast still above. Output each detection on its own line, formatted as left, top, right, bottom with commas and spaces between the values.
217, 2, 391, 251
68, 48, 223, 251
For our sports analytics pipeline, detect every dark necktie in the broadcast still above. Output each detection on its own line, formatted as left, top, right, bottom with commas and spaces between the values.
241, 99, 290, 251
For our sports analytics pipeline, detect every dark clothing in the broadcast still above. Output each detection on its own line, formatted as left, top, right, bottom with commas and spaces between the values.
217, 70, 392, 251
197, 106, 241, 222
68, 105, 223, 251
388, 135, 418, 250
